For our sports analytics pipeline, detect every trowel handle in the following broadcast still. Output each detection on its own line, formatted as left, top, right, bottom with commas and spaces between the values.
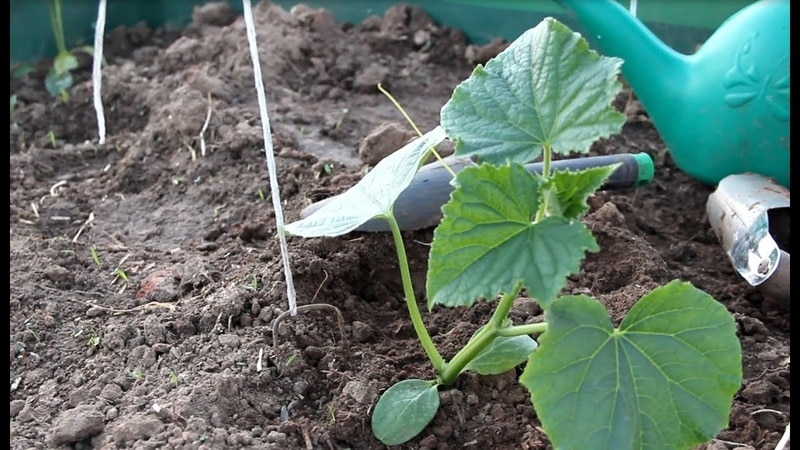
542, 153, 654, 189
757, 250, 789, 309
356, 152, 655, 231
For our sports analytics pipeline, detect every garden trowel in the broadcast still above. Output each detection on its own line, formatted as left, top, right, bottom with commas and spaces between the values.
706, 173, 790, 308
300, 152, 654, 232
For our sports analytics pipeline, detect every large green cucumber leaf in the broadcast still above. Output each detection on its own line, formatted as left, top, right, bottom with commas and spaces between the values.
441, 18, 625, 164
520, 280, 742, 450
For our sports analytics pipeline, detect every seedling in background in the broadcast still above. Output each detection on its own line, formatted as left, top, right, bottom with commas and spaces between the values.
44, 0, 95, 99
286, 18, 742, 449
12, 64, 36, 79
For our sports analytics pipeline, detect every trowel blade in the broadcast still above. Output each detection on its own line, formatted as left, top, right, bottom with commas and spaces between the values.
706, 173, 790, 290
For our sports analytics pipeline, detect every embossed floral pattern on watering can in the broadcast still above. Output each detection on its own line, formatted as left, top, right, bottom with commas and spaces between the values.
555, 0, 790, 189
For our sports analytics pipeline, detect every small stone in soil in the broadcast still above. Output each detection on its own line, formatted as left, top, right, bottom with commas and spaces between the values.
48, 405, 105, 445
353, 62, 390, 93
342, 380, 377, 405
112, 416, 166, 444
218, 334, 241, 348
739, 380, 779, 404
99, 383, 124, 402
357, 121, 417, 166
9, 399, 25, 417
351, 320, 373, 342
293, 380, 308, 395
44, 264, 70, 282
266, 430, 287, 444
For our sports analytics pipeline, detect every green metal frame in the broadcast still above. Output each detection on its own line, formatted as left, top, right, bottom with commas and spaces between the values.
10, 0, 754, 63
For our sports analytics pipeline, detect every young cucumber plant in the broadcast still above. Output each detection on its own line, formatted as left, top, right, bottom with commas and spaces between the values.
285, 18, 742, 450
45, 0, 94, 100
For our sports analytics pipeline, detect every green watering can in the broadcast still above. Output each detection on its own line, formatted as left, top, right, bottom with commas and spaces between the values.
555, 0, 790, 188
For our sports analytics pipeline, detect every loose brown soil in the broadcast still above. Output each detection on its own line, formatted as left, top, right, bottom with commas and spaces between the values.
9, 2, 790, 449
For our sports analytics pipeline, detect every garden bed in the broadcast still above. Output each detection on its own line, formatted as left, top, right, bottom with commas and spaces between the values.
9, 2, 790, 449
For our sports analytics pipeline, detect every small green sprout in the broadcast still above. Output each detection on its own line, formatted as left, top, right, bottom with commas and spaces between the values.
285, 353, 297, 367
90, 246, 101, 269
130, 367, 144, 381
316, 163, 335, 179
114, 268, 130, 283
243, 274, 259, 291
46, 130, 57, 148
333, 108, 349, 130
86, 330, 101, 347
26, 328, 41, 343
169, 370, 179, 388
327, 401, 337, 424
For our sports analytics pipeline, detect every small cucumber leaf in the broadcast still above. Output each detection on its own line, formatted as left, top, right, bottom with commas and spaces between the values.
12, 64, 36, 79
75, 45, 96, 58
549, 163, 619, 221
372, 379, 440, 446
45, 69, 73, 97
463, 334, 538, 376
520, 280, 742, 450
441, 17, 625, 165
427, 163, 598, 309
284, 126, 446, 237
53, 51, 79, 75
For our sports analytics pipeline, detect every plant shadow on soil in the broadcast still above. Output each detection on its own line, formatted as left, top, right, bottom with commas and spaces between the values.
9, 2, 790, 449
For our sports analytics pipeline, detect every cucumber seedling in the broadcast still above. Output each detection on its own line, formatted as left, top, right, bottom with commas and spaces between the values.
286, 18, 742, 449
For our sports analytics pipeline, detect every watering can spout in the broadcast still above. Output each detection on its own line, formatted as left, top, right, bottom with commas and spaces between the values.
554, 0, 687, 127
554, 0, 791, 189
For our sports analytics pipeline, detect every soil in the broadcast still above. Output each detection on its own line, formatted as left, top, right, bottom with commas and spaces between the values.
9, 2, 790, 449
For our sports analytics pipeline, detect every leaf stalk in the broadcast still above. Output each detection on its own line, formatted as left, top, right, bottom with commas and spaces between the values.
438, 282, 525, 384
386, 215, 445, 373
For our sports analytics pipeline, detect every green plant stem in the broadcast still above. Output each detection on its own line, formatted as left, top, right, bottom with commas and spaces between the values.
47, 0, 67, 54
378, 83, 423, 137
541, 143, 552, 178
386, 215, 445, 373
377, 83, 457, 179
496, 322, 547, 337
438, 282, 524, 384
535, 144, 553, 222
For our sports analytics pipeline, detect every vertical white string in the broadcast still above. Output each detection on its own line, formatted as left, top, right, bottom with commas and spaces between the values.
92, 0, 107, 144
629, 0, 638, 18
242, 0, 298, 315
774, 423, 790, 450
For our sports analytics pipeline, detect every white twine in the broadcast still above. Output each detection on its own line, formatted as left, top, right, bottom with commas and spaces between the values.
242, 0, 298, 315
92, 0, 107, 144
